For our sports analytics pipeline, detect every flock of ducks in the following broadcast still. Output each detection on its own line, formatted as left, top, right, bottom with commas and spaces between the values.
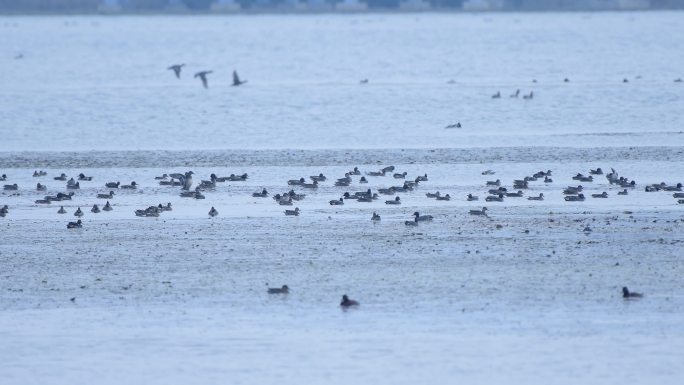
167, 64, 247, 89
1, 165, 683, 226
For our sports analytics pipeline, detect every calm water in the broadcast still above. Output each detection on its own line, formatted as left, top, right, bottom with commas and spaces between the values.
1, 12, 684, 385
1, 12, 683, 151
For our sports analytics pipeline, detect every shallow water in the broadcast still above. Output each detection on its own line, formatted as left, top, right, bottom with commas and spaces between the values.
1, 11, 684, 385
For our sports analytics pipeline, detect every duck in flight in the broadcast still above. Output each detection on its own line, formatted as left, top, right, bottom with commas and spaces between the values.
168, 64, 185, 79
232, 70, 247, 86
195, 70, 213, 88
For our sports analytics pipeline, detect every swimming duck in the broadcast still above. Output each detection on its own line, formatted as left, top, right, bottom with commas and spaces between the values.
105, 181, 120, 188
544, 176, 553, 183
673, 192, 684, 198
161, 203, 172, 211
121, 181, 137, 189
382, 166, 395, 173
74, 207, 83, 217
564, 78, 570, 83
416, 174, 428, 182
622, 287, 643, 299
33, 170, 47, 177
91, 204, 100, 213
385, 196, 401, 205
366, 170, 385, 177
522, 91, 533, 99
563, 186, 583, 195
268, 285, 289, 294
302, 180, 318, 189
329, 198, 344, 206
445, 122, 462, 129
103, 201, 113, 211
58, 206, 66, 214
371, 212, 381, 221
488, 188, 506, 195
198, 175, 217, 189
227, 173, 248, 182
288, 177, 306, 186
34, 198, 51, 204
467, 194, 479, 201
405, 219, 418, 226
252, 188, 269, 198
154, 174, 168, 180
180, 171, 194, 190
426, 192, 441, 198
349, 167, 361, 176
335, 180, 351, 187
208, 207, 218, 217
278, 196, 293, 206
486, 194, 504, 202
393, 172, 407, 179
436, 194, 451, 201
66, 181, 80, 190
357, 193, 379, 203
67, 219, 83, 229
527, 193, 544, 201
56, 192, 74, 200
663, 183, 683, 192
285, 207, 300, 216
36, 183, 46, 191
340, 295, 359, 308
413, 212, 433, 222
54, 173, 67, 181
589, 168, 603, 175
492, 91, 501, 99
78, 173, 93, 181
310, 173, 326, 182
469, 207, 488, 216
505, 190, 524, 198
564, 194, 585, 202
3, 184, 18, 190
97, 191, 114, 199
509, 89, 520, 98
618, 189, 629, 195
378, 187, 396, 195
194, 191, 205, 199
486, 179, 500, 187
591, 192, 608, 198
513, 180, 529, 189
481, 170, 495, 175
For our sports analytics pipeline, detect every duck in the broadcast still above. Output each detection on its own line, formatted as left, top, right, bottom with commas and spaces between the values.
673, 192, 684, 198
180, 187, 200, 198
404, 219, 418, 226
58, 206, 67, 214
591, 192, 608, 198
252, 188, 269, 198
513, 180, 529, 189
103, 201, 113, 211
505, 190, 524, 198
486, 179, 500, 187
208, 207, 218, 217
335, 180, 351, 187
413, 212, 433, 222
378, 187, 396, 195
416, 174, 428, 182
91, 204, 100, 213
481, 170, 495, 175
486, 194, 504, 202
277, 196, 293, 206
105, 181, 120, 188
36, 183, 47, 191
310, 173, 326, 182
74, 207, 84, 217
492, 91, 501, 99
227, 173, 248, 182
194, 191, 205, 199
467, 194, 479, 201
382, 166, 395, 173
66, 181, 80, 190
426, 191, 441, 198
371, 212, 381, 221
198, 174, 217, 189
160, 203, 172, 211
121, 181, 137, 189
509, 89, 520, 98
522, 91, 534, 99
97, 191, 115, 199
154, 174, 168, 180
469, 207, 488, 216
287, 177, 306, 186
563, 186, 583, 195
527, 193, 544, 201
302, 180, 318, 189
359, 176, 368, 184
3, 184, 18, 190
385, 196, 401, 205
180, 171, 194, 190
622, 287, 643, 299
357, 193, 379, 203
67, 219, 83, 229
349, 167, 361, 176
78, 173, 93, 181
285, 207, 300, 216
54, 173, 67, 181
366, 170, 385, 177
329, 198, 344, 206
340, 294, 359, 308
168, 64, 185, 78
445, 122, 462, 129
544, 176, 553, 183
232, 70, 247, 86
618, 189, 629, 196
194, 70, 213, 88
57, 192, 74, 200
436, 194, 451, 201
564, 194, 586, 202
393, 172, 407, 179
663, 183, 683, 192
268, 285, 289, 294
589, 168, 603, 175
33, 170, 47, 177
34, 198, 51, 204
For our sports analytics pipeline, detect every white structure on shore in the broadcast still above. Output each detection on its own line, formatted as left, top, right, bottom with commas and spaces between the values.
211, 0, 242, 12
336, 0, 368, 11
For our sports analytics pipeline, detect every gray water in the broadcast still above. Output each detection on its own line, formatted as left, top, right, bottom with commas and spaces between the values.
1, 12, 684, 385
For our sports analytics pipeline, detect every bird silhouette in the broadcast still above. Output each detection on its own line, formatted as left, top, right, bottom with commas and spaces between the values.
195, 70, 213, 88
168, 64, 185, 79
232, 70, 247, 86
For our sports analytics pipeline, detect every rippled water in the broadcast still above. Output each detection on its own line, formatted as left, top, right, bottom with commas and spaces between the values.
1, 12, 684, 385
